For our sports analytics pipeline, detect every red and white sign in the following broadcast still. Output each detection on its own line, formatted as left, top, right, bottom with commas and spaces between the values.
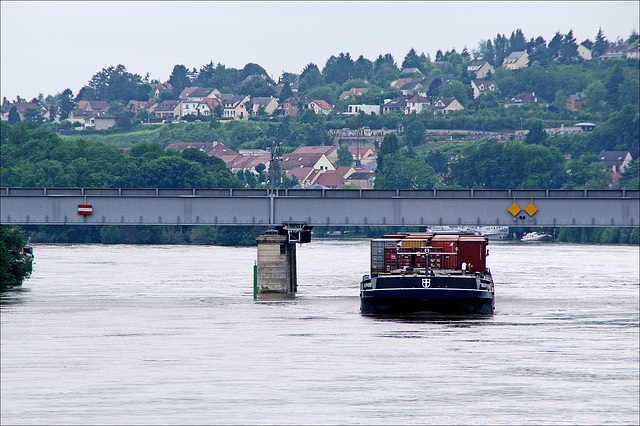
78, 204, 93, 215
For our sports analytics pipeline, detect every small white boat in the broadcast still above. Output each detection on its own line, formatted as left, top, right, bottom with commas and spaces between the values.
521, 232, 553, 242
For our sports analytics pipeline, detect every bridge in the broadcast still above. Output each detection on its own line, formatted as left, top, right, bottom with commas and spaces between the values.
1, 187, 638, 228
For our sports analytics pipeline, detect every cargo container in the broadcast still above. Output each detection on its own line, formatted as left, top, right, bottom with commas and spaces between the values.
361, 232, 495, 316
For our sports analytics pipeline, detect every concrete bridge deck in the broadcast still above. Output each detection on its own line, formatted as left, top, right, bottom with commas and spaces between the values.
1, 187, 638, 227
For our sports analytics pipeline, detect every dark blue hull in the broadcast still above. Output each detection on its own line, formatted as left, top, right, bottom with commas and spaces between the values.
360, 275, 494, 315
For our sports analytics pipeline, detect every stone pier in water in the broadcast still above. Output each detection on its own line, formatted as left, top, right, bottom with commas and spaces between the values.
255, 223, 312, 295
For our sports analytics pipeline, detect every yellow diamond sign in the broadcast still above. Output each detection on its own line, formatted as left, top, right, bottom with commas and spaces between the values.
525, 203, 538, 216
508, 203, 521, 216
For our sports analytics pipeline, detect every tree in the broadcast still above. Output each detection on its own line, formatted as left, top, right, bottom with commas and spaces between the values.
524, 120, 548, 145
374, 152, 437, 189
8, 106, 20, 125
405, 120, 425, 147
1, 225, 33, 287
79, 64, 147, 103
592, 27, 609, 58
605, 63, 625, 110
336, 144, 353, 167
323, 52, 354, 85
584, 80, 607, 112
298, 63, 324, 92
379, 133, 399, 156
402, 48, 421, 69
438, 80, 469, 106
57, 88, 75, 120
559, 29, 579, 63
279, 81, 293, 102
352, 55, 374, 80
168, 64, 191, 96
509, 29, 527, 52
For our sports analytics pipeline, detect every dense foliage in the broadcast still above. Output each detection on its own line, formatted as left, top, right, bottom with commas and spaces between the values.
0, 121, 242, 188
0, 225, 33, 287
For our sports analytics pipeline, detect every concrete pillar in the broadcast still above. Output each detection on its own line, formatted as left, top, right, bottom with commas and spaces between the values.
255, 233, 297, 293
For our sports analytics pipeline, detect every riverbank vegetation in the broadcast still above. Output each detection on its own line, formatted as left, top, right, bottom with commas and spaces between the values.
18, 224, 639, 246
1, 225, 33, 287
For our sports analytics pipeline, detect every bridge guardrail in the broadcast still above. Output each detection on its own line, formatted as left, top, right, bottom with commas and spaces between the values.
2, 187, 638, 199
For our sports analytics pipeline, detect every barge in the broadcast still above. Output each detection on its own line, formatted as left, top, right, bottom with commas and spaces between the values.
360, 232, 494, 315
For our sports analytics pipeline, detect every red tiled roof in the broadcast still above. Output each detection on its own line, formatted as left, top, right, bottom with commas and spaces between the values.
313, 170, 347, 188
165, 142, 238, 158
312, 99, 332, 110
291, 146, 337, 156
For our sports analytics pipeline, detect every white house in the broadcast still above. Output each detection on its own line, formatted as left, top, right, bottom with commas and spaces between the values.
308, 99, 333, 115
470, 79, 499, 99
405, 95, 430, 114
432, 97, 464, 114
577, 44, 592, 60
345, 104, 380, 115
466, 61, 495, 79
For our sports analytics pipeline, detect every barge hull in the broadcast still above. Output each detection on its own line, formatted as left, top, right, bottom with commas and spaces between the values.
360, 288, 494, 315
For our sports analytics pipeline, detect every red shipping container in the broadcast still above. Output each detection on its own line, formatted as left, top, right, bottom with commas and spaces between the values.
458, 236, 487, 273
430, 236, 458, 270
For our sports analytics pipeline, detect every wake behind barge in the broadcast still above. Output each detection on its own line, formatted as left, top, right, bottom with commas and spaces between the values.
360, 232, 495, 315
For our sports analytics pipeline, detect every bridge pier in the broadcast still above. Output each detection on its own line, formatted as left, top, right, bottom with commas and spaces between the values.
254, 222, 312, 296
255, 232, 297, 294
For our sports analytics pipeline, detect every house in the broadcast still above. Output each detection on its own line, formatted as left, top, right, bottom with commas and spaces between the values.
405, 94, 430, 114
127, 100, 155, 112
503, 92, 548, 108
224, 153, 271, 174
400, 67, 423, 76
345, 104, 380, 115
68, 109, 94, 126
309, 166, 356, 188
574, 122, 597, 132
390, 77, 436, 96
466, 61, 494, 79
599, 150, 633, 187
383, 97, 407, 114
566, 93, 585, 111
251, 97, 279, 116
433, 61, 447, 72
577, 44, 592, 60
282, 153, 335, 171
76, 100, 110, 113
345, 169, 375, 189
181, 99, 200, 116
84, 112, 116, 130
196, 97, 223, 116
290, 145, 338, 165
186, 87, 221, 101
339, 88, 368, 100
274, 82, 299, 97
280, 97, 305, 117
599, 151, 632, 173
470, 79, 499, 99
150, 83, 173, 98
153, 100, 181, 118
308, 99, 333, 115
178, 86, 200, 100
10, 102, 48, 121
166, 141, 239, 158
220, 94, 251, 120
349, 147, 376, 166
600, 44, 640, 60
502, 51, 529, 69
285, 167, 316, 187
432, 97, 464, 114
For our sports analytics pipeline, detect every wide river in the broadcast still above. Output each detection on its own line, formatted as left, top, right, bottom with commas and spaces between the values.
1, 240, 638, 425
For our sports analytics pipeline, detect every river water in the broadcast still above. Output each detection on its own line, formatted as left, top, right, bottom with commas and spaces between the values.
1, 240, 638, 425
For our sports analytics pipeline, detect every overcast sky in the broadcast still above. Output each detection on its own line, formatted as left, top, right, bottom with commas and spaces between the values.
2, 1, 639, 101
